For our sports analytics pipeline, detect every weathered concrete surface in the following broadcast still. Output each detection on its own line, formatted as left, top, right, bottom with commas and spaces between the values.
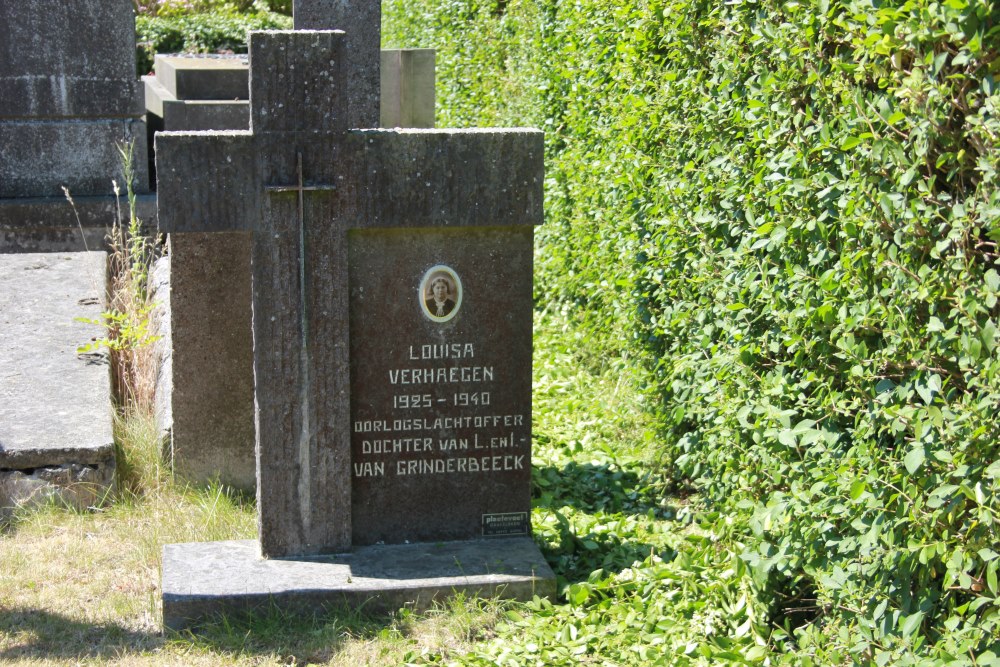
0, 119, 149, 197
153, 54, 249, 102
145, 75, 250, 132
168, 233, 255, 491
0, 194, 157, 253
0, 0, 150, 251
293, 0, 379, 128
162, 537, 556, 630
0, 1, 141, 119
0, 252, 115, 516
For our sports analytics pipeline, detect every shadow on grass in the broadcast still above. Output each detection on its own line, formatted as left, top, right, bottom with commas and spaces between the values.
531, 460, 680, 587
0, 607, 160, 661
0, 603, 401, 663
169, 601, 400, 662
532, 460, 675, 517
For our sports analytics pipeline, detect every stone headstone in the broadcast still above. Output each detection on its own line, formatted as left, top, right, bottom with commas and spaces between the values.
146, 48, 434, 490
158, 30, 552, 627
0, 0, 152, 252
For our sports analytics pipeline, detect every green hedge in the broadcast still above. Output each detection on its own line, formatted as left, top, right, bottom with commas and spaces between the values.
135, 11, 291, 75
385, 0, 1000, 661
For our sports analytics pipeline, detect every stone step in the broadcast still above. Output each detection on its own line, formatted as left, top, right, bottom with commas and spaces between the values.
144, 50, 435, 132
153, 53, 249, 102
162, 537, 556, 631
143, 74, 250, 132
0, 251, 115, 518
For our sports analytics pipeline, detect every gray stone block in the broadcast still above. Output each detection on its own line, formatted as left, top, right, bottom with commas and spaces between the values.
162, 537, 556, 630
0, 193, 157, 253
0, 1, 141, 118
381, 49, 435, 129
167, 233, 255, 491
293, 0, 379, 128
150, 252, 173, 451
0, 119, 149, 197
153, 54, 249, 102
144, 75, 249, 132
0, 252, 115, 515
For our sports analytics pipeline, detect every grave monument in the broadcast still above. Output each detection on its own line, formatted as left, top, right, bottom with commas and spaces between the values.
158, 29, 552, 628
155, 2, 436, 492
0, 0, 153, 252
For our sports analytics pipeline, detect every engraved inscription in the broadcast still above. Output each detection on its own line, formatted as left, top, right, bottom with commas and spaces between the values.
352, 339, 529, 479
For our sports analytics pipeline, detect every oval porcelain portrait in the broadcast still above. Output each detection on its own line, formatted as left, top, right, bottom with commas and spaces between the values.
420, 265, 462, 323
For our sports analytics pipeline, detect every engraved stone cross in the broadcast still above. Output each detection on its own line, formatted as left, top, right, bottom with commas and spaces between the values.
156, 30, 542, 558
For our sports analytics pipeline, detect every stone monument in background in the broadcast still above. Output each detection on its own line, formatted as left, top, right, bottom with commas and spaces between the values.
0, 0, 152, 252
158, 28, 552, 628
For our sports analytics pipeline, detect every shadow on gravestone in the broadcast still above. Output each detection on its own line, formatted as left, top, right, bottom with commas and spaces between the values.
157, 30, 554, 630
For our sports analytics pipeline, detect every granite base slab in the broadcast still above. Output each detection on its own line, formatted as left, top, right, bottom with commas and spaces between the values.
0, 252, 115, 517
162, 537, 556, 630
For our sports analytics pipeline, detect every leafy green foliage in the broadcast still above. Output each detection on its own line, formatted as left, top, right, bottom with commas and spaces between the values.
135, 10, 291, 74
386, 0, 1000, 661
133, 0, 290, 18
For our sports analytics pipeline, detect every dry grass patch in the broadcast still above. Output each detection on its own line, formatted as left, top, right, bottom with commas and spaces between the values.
0, 439, 509, 666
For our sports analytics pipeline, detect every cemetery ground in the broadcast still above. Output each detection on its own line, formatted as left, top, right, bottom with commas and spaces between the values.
0, 309, 716, 666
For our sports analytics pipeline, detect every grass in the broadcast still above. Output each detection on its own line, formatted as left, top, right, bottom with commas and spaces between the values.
0, 304, 692, 665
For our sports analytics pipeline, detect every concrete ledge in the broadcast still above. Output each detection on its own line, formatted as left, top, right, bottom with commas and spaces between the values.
162, 537, 556, 630
154, 54, 249, 101
0, 119, 149, 197
0, 193, 157, 253
144, 75, 250, 132
0, 252, 115, 517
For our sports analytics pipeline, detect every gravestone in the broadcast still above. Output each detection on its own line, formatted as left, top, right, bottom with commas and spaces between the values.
151, 3, 434, 491
0, 0, 153, 252
158, 30, 552, 627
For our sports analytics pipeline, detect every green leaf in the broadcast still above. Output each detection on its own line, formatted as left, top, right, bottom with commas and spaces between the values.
900, 611, 924, 636
568, 583, 590, 606
904, 448, 925, 475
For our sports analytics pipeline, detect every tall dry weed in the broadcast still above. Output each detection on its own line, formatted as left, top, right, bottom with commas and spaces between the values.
68, 141, 161, 414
